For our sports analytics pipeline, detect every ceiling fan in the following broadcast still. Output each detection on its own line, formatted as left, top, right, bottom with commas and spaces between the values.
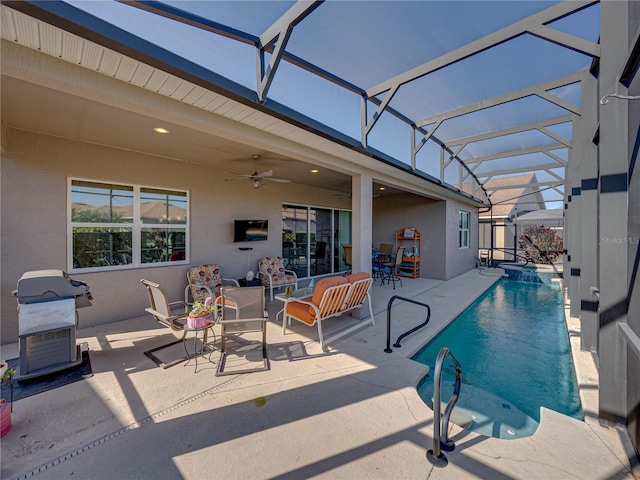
225, 155, 291, 189
224, 169, 291, 189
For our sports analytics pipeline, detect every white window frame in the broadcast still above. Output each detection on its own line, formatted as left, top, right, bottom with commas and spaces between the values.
459, 210, 470, 249
68, 178, 189, 273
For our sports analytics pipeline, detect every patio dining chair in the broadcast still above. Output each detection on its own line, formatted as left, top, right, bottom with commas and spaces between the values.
216, 286, 269, 376
312, 241, 328, 274
380, 247, 406, 289
342, 244, 352, 275
142, 279, 217, 370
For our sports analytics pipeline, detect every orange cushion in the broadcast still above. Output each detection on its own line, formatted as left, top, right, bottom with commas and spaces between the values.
285, 298, 316, 325
345, 272, 370, 284
310, 276, 348, 313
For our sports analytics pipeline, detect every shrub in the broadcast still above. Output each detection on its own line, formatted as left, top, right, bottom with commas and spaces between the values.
518, 225, 563, 264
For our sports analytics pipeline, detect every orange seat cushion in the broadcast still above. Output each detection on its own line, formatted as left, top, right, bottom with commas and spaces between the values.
285, 298, 316, 325
345, 272, 370, 284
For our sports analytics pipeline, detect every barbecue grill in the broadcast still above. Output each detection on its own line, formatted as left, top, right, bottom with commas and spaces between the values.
12, 269, 93, 380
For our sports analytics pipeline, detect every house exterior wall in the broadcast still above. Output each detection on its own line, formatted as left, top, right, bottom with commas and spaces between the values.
373, 193, 477, 280
0, 128, 345, 344
446, 198, 479, 279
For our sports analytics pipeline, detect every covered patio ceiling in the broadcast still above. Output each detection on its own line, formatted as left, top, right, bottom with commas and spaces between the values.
1, 0, 601, 208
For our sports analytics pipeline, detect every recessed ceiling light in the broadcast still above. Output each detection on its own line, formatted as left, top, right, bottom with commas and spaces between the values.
311, 169, 319, 173
379, 186, 386, 191
154, 127, 169, 134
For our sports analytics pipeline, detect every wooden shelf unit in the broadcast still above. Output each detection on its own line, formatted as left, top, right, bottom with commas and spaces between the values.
395, 228, 421, 278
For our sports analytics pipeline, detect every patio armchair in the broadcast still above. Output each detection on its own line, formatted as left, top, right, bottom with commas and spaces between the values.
185, 264, 240, 305
257, 256, 298, 301
140, 278, 213, 369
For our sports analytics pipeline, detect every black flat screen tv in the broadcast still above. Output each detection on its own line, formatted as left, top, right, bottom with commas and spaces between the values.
234, 219, 268, 242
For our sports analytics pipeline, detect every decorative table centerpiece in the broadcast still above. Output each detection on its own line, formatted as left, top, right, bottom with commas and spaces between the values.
188, 297, 216, 329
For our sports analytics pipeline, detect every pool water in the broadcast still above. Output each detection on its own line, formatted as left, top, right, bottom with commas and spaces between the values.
413, 278, 583, 439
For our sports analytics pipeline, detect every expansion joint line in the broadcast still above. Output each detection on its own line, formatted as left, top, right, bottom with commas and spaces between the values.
11, 375, 243, 480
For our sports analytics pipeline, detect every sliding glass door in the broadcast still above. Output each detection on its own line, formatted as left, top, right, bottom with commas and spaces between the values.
282, 204, 351, 278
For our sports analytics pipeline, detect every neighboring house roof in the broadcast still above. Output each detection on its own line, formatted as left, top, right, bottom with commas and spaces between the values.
515, 207, 564, 227
480, 174, 546, 219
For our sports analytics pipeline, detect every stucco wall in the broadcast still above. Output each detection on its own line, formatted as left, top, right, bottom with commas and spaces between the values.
446, 199, 479, 279
373, 194, 448, 280
0, 128, 344, 344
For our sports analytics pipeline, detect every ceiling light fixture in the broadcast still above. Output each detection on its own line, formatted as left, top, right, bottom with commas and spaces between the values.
154, 127, 169, 134
379, 186, 386, 191
311, 169, 319, 173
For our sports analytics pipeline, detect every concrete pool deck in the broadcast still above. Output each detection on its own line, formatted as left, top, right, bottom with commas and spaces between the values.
1, 268, 636, 479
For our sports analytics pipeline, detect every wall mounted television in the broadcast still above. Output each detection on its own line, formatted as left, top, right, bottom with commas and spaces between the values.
234, 220, 268, 242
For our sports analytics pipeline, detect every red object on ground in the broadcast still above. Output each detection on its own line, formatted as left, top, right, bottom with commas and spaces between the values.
0, 398, 11, 437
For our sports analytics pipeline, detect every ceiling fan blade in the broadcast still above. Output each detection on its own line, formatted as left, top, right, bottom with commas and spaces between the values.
264, 177, 291, 183
224, 171, 252, 178
332, 193, 380, 198
256, 170, 273, 178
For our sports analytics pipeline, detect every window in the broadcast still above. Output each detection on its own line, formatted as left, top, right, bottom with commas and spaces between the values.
69, 179, 188, 271
459, 210, 470, 249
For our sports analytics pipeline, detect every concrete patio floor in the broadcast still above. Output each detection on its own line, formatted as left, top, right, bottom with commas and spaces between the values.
1, 269, 636, 480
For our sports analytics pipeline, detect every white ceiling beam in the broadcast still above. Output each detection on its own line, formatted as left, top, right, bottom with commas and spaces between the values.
416, 72, 582, 128
257, 26, 292, 103
366, 1, 596, 98
545, 168, 565, 182
536, 125, 572, 147
536, 90, 581, 115
257, 1, 323, 102
362, 1, 594, 144
544, 150, 568, 166
260, 1, 322, 48
446, 114, 574, 148
526, 25, 600, 58
486, 180, 564, 191
475, 163, 566, 178
464, 143, 567, 165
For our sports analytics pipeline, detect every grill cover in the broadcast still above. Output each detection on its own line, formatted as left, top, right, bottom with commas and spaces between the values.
14, 269, 92, 307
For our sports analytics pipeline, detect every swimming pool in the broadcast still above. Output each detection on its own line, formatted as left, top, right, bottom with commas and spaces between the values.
413, 277, 583, 439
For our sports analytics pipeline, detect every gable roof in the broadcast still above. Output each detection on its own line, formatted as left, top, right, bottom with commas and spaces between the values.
481, 174, 546, 219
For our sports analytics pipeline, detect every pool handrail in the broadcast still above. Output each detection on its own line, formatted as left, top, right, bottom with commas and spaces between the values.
481, 247, 530, 267
383, 295, 431, 353
427, 347, 463, 468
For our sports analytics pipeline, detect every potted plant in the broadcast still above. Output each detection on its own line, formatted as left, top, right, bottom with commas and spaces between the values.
0, 361, 14, 384
1, 360, 15, 437
188, 297, 216, 329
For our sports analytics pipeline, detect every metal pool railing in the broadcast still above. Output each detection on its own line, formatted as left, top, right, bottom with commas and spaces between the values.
427, 347, 462, 468
383, 295, 431, 353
